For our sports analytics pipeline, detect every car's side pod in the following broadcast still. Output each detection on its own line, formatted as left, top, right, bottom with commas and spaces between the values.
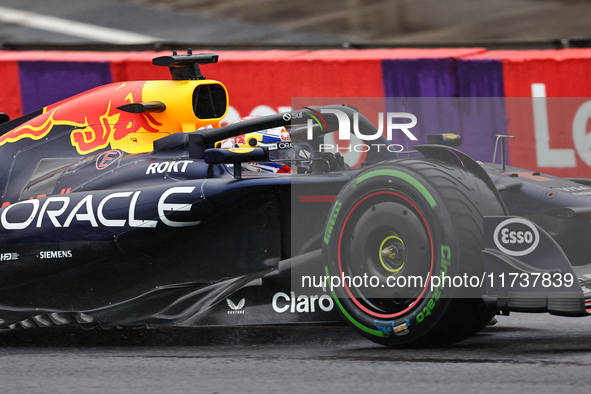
412, 144, 508, 215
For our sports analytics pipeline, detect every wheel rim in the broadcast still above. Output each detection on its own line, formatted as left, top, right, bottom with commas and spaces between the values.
337, 190, 434, 319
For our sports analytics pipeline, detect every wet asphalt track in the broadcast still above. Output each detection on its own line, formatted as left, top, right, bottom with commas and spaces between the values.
1, 313, 591, 393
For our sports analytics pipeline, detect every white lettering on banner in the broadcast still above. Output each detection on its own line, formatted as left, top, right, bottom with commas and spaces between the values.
531, 83, 590, 168
0, 187, 201, 230
573, 101, 591, 166
532, 83, 576, 167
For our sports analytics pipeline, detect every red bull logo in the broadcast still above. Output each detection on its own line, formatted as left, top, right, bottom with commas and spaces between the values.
0, 82, 163, 155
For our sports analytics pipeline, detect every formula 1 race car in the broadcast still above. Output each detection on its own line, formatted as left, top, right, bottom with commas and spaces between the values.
0, 51, 588, 347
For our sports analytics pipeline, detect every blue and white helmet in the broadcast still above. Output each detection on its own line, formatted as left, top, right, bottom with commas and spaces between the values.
217, 115, 293, 174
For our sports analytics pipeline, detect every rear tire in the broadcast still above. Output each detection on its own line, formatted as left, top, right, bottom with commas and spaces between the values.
322, 158, 504, 347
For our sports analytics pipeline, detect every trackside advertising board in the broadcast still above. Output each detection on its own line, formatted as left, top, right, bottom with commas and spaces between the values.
1, 48, 591, 176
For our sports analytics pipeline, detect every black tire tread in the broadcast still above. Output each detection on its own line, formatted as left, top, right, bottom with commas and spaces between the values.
390, 158, 503, 346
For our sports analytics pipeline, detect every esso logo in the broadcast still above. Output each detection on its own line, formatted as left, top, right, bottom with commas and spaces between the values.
493, 218, 540, 256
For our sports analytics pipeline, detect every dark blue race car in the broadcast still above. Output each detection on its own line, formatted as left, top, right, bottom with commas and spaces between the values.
0, 51, 588, 347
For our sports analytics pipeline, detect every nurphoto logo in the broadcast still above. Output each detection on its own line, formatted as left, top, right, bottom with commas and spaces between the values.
305, 108, 418, 154
307, 108, 418, 141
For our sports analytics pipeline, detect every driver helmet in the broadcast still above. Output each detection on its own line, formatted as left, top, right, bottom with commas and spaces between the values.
216, 115, 293, 174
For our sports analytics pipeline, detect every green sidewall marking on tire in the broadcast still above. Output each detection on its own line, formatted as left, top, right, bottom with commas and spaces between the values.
351, 169, 437, 208
323, 199, 342, 245
325, 266, 388, 338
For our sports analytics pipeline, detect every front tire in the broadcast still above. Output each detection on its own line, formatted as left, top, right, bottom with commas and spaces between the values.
322, 158, 504, 347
